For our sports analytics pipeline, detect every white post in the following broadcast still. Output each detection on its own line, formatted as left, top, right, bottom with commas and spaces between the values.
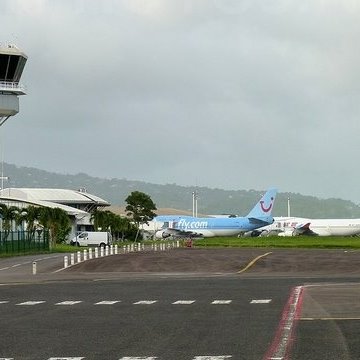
115, 244, 118, 254
32, 261, 37, 275
176, 240, 179, 248
123, 245, 126, 253
83, 249, 87, 261
100, 247, 104, 257
64, 256, 68, 268
95, 247, 99, 258
70, 253, 75, 265
89, 248, 93, 259
77, 251, 81, 263
110, 245, 113, 255
105, 246, 109, 256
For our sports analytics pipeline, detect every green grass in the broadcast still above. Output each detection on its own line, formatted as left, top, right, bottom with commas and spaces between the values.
193, 236, 360, 249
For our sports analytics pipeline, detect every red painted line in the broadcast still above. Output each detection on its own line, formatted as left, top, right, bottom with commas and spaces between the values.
263, 285, 305, 360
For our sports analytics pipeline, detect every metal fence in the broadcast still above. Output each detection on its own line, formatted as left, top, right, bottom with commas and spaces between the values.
0, 230, 49, 254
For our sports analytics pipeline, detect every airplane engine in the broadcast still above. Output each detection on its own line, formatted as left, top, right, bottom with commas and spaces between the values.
155, 230, 171, 239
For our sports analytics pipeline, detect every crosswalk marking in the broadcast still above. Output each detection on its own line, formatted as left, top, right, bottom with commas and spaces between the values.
211, 300, 232, 305
133, 300, 158, 305
250, 299, 272, 304
172, 300, 195, 305
95, 300, 121, 305
16, 301, 46, 306
55, 301, 83, 306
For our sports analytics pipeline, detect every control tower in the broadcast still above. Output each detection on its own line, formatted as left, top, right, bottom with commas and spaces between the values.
0, 44, 27, 126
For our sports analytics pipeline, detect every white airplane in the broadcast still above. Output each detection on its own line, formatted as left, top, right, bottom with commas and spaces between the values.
154, 188, 278, 238
251, 216, 360, 237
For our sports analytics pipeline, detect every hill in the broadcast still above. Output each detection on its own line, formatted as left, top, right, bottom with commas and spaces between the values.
2, 162, 360, 218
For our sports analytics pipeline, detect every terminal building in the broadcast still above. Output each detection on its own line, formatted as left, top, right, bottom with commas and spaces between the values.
0, 188, 111, 239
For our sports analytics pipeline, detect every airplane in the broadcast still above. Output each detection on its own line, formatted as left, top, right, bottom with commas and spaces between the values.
248, 216, 360, 237
154, 188, 278, 238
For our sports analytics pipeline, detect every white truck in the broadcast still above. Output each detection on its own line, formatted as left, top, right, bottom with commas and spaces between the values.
70, 231, 112, 247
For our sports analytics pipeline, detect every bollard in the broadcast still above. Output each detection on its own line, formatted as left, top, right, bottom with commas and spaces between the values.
115, 244, 118, 254
154, 244, 157, 252
110, 245, 113, 255
105, 246, 109, 256
77, 251, 81, 263
89, 248, 93, 259
70, 253, 75, 265
83, 249, 87, 261
32, 261, 37, 275
100, 247, 104, 257
64, 256, 68, 268
95, 247, 99, 258
176, 240, 180, 248
123, 245, 126, 253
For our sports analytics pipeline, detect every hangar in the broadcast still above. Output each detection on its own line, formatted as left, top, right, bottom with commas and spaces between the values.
0, 187, 110, 239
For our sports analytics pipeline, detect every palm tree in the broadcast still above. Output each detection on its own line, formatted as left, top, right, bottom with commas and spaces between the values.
0, 204, 19, 239
38, 207, 71, 250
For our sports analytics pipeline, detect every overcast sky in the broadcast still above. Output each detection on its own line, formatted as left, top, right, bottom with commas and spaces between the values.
1, 0, 360, 203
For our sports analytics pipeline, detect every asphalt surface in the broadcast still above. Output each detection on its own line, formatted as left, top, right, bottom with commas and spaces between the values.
0, 246, 360, 359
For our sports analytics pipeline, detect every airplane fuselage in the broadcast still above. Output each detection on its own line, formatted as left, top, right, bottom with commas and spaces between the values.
263, 217, 360, 236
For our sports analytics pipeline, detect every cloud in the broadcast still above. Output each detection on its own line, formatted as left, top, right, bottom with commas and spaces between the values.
1, 0, 360, 204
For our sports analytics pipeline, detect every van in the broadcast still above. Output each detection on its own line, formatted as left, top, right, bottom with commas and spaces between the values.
70, 231, 112, 247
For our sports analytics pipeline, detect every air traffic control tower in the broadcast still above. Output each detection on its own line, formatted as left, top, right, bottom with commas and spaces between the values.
0, 44, 27, 126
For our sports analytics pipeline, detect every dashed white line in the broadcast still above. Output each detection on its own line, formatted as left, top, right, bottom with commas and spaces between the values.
16, 301, 46, 306
133, 300, 158, 305
55, 301, 83, 306
0, 301, 9, 304
48, 358, 85, 360
95, 300, 121, 305
250, 299, 272, 304
172, 300, 195, 305
118, 357, 158, 360
211, 300, 232, 305
193, 356, 232, 359
0, 267, 10, 271
11, 264, 21, 268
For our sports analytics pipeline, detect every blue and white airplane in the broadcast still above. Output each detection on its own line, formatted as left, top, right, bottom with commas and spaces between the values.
154, 188, 277, 238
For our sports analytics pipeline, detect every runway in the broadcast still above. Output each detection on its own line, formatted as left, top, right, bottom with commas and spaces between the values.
0, 247, 359, 359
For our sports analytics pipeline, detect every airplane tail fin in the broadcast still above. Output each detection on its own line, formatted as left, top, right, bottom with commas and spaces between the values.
246, 188, 277, 219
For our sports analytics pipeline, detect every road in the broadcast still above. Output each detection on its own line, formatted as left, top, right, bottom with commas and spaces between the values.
0, 247, 359, 359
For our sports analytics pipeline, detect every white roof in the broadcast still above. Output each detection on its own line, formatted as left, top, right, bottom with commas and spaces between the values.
0, 188, 110, 206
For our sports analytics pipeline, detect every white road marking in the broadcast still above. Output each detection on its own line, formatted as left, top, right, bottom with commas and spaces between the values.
48, 358, 85, 360
55, 301, 83, 306
95, 300, 121, 305
0, 301, 9, 304
0, 358, 14, 359
133, 300, 157, 305
193, 356, 232, 359
118, 358, 158, 360
16, 301, 46, 306
211, 300, 232, 305
250, 299, 272, 304
11, 264, 21, 268
172, 300, 195, 305
0, 267, 10, 271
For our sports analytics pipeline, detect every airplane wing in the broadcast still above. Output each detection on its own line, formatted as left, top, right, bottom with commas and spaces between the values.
248, 217, 274, 226
293, 222, 318, 236
155, 228, 203, 239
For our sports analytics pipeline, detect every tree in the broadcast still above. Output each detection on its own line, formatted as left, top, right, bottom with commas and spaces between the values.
125, 191, 157, 241
38, 207, 71, 249
0, 204, 19, 239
